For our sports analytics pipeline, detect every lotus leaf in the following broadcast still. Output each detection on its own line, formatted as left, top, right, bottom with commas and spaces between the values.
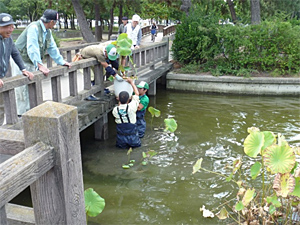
291, 177, 300, 197
164, 118, 177, 132
261, 131, 276, 152
264, 144, 295, 174
117, 47, 132, 57
148, 107, 161, 117
244, 131, 264, 158
84, 188, 105, 217
235, 201, 244, 211
277, 133, 288, 147
242, 188, 255, 207
273, 173, 295, 197
192, 158, 203, 174
250, 161, 261, 179
147, 150, 157, 158
266, 195, 282, 207
216, 207, 228, 220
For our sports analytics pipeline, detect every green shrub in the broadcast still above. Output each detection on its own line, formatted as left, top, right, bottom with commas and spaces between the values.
173, 6, 300, 76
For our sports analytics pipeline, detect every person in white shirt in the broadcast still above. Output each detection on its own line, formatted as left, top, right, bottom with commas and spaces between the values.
124, 14, 142, 49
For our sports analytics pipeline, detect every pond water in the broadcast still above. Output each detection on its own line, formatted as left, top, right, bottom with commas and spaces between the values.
80, 86, 300, 225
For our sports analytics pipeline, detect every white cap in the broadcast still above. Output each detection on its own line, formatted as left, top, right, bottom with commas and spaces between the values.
132, 14, 140, 22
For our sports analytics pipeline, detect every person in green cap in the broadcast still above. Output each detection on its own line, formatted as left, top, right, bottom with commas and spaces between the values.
136, 81, 149, 138
73, 41, 123, 100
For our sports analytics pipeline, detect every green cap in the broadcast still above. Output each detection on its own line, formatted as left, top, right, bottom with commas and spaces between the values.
106, 44, 118, 61
136, 81, 149, 89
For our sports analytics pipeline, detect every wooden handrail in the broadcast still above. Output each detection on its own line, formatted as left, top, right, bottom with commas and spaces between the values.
0, 40, 169, 125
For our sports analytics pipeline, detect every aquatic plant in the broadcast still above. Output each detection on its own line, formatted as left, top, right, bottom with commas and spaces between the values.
164, 118, 178, 132
148, 106, 161, 128
122, 147, 135, 169
193, 127, 300, 224
110, 33, 137, 80
141, 150, 158, 166
84, 188, 105, 222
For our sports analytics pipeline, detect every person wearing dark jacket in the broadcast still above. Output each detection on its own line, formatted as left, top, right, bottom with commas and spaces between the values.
0, 13, 33, 87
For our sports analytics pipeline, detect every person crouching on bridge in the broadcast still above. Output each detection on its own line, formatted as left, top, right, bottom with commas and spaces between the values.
73, 42, 123, 100
112, 78, 141, 149
136, 81, 149, 138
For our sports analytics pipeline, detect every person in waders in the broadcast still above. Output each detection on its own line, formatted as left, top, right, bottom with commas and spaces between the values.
112, 78, 141, 149
136, 81, 149, 138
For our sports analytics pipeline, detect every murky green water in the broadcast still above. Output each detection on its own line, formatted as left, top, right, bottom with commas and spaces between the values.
80, 86, 300, 225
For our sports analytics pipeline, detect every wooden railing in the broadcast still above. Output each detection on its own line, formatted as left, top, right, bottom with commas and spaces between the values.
0, 101, 86, 225
1, 40, 169, 126
163, 24, 177, 36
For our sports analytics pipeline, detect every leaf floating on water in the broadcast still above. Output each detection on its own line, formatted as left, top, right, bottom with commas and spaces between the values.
216, 207, 228, 220
122, 165, 130, 169
141, 161, 148, 166
164, 118, 178, 132
128, 163, 134, 167
200, 205, 214, 218
84, 188, 105, 217
192, 158, 203, 174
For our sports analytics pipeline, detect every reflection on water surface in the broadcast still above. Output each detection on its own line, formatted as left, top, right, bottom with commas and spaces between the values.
81, 87, 300, 225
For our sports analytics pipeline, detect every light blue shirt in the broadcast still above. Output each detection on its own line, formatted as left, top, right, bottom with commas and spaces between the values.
27, 20, 65, 68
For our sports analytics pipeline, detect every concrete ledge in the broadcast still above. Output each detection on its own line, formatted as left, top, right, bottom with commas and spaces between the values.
167, 73, 300, 96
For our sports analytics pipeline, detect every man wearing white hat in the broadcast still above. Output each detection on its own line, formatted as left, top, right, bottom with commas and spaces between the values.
124, 14, 142, 49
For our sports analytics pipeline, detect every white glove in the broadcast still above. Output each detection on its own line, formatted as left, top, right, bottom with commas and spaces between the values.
115, 74, 124, 82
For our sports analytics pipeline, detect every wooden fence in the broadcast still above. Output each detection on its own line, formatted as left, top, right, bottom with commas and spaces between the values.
0, 101, 86, 225
1, 39, 169, 126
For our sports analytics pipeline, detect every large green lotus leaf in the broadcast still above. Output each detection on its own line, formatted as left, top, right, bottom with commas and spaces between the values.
117, 37, 132, 49
164, 118, 177, 132
244, 131, 264, 158
273, 173, 295, 197
242, 188, 255, 207
291, 177, 300, 197
192, 158, 203, 174
250, 161, 261, 180
261, 131, 276, 152
264, 144, 296, 174
216, 207, 228, 220
84, 188, 105, 217
148, 106, 161, 117
117, 47, 132, 57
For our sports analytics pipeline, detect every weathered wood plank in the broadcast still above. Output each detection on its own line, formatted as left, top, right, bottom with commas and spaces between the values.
6, 203, 35, 225
3, 89, 18, 124
28, 81, 43, 109
23, 101, 86, 225
51, 76, 62, 102
69, 70, 78, 97
0, 129, 24, 155
0, 142, 54, 207
83, 67, 91, 90
0, 206, 7, 225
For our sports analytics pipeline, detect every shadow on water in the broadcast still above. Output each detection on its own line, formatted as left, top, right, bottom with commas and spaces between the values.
80, 85, 300, 225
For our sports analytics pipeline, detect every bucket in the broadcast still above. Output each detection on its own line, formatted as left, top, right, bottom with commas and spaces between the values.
113, 79, 133, 98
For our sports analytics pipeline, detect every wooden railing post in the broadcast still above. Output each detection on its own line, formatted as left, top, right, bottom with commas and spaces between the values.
22, 101, 86, 225
0, 206, 7, 225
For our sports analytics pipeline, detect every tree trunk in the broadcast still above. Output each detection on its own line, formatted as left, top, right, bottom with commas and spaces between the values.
227, 0, 237, 23
251, 0, 261, 24
94, 2, 102, 41
118, 4, 123, 25
180, 0, 191, 16
71, 0, 96, 42
108, 7, 114, 40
